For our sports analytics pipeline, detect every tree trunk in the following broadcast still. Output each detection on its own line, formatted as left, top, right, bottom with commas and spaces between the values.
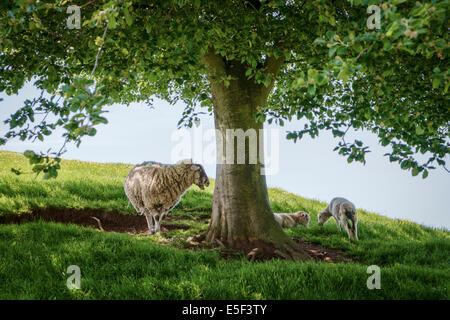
201, 51, 310, 261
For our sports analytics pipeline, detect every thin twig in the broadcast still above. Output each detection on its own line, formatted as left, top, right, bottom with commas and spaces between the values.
80, 0, 95, 9
91, 216, 104, 231
57, 137, 69, 156
90, 24, 108, 77
355, 44, 374, 61
341, 123, 351, 144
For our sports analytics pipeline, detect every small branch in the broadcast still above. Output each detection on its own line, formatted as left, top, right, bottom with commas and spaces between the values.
341, 123, 352, 144
200, 47, 227, 75
57, 137, 69, 156
355, 44, 374, 61
91, 216, 104, 231
80, 0, 95, 9
261, 41, 287, 97
90, 24, 108, 77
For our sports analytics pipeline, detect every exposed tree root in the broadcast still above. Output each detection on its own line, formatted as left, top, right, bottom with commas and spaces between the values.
209, 237, 312, 262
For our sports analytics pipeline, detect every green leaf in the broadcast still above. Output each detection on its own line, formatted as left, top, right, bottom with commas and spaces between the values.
328, 46, 337, 58
107, 17, 117, 29
332, 130, 344, 137
432, 78, 441, 89
123, 7, 133, 26
88, 127, 97, 136
415, 127, 424, 135
307, 85, 316, 96
401, 161, 410, 170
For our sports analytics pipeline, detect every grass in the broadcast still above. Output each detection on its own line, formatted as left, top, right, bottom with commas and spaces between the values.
0, 150, 449, 299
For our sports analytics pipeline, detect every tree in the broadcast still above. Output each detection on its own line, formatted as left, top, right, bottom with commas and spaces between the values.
1, 0, 448, 260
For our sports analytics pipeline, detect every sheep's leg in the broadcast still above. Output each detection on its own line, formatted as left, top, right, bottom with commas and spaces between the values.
342, 220, 352, 239
334, 216, 341, 231
353, 219, 359, 240
337, 205, 349, 233
152, 210, 161, 233
154, 216, 161, 233
143, 210, 155, 234
154, 210, 168, 233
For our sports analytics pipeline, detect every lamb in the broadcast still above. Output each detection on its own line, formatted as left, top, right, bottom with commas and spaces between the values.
274, 211, 310, 228
124, 159, 209, 234
318, 197, 358, 240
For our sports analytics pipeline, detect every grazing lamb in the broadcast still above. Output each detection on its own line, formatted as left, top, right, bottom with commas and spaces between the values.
274, 211, 310, 228
124, 159, 209, 234
318, 197, 358, 240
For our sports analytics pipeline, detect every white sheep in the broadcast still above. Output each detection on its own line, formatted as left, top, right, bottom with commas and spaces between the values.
124, 159, 209, 234
274, 211, 310, 228
318, 197, 358, 240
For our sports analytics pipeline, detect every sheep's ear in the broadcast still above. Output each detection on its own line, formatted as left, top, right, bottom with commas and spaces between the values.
190, 164, 200, 171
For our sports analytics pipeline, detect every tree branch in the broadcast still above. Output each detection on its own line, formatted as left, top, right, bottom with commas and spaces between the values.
200, 47, 227, 80
261, 40, 287, 97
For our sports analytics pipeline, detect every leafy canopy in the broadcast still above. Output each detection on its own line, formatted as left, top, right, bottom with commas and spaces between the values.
0, 0, 448, 178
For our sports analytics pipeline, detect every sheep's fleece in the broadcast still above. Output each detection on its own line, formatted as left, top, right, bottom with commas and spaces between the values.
274, 211, 310, 228
318, 197, 358, 240
124, 159, 209, 234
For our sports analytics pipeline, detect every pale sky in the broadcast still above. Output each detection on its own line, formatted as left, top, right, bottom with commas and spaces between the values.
1, 83, 449, 229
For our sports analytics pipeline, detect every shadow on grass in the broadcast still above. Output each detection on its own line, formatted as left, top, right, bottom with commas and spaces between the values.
0, 222, 447, 299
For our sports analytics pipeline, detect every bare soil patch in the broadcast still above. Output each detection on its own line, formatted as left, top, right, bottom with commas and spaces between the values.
292, 239, 356, 263
184, 234, 357, 263
0, 208, 358, 263
0, 208, 190, 235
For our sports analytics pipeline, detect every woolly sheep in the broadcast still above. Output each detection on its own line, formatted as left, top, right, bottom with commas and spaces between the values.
318, 197, 358, 240
124, 159, 209, 234
274, 211, 310, 228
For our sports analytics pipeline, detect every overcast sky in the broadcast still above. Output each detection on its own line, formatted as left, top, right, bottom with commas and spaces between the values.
1, 83, 449, 229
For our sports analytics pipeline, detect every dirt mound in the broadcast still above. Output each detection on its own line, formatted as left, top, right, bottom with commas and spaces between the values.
0, 208, 189, 234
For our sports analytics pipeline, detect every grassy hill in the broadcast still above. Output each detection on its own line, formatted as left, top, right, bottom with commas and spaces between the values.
0, 150, 449, 299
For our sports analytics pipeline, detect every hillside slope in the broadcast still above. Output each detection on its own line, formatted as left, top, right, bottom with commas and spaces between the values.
0, 150, 448, 299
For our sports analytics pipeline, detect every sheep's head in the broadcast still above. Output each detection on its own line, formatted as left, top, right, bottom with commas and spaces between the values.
317, 211, 329, 226
293, 211, 310, 227
191, 164, 209, 190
